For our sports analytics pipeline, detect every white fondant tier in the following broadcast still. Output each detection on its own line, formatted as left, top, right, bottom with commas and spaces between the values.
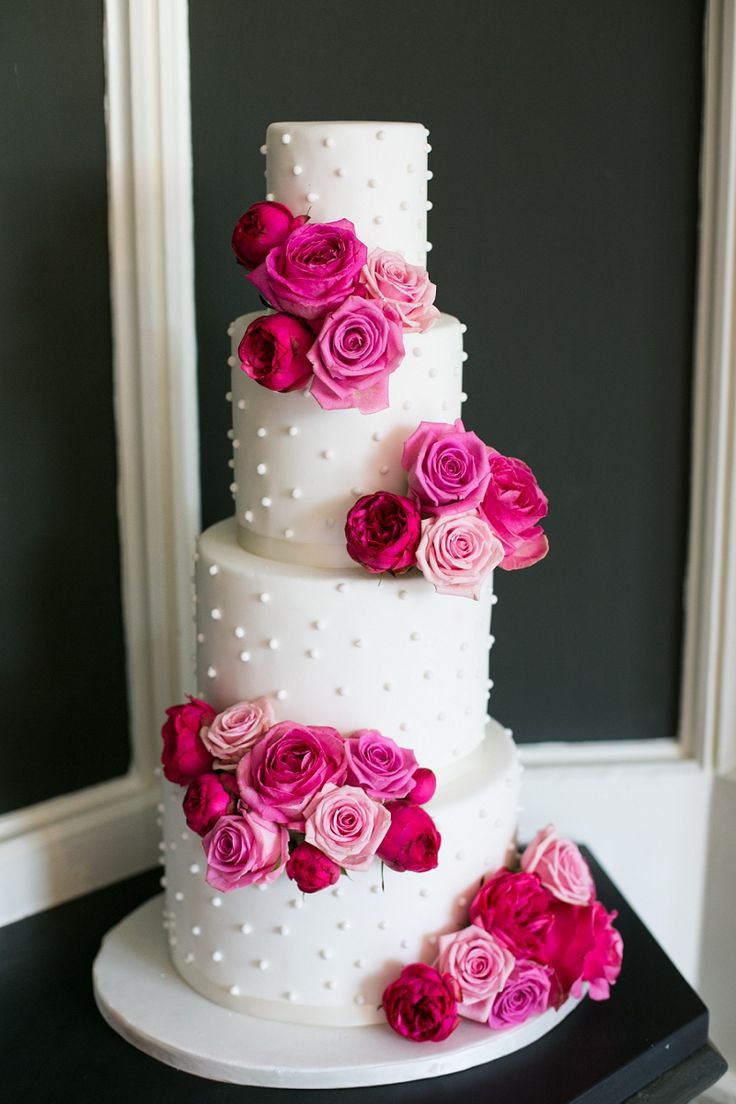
230, 312, 464, 568
163, 722, 520, 1027
196, 519, 495, 774
264, 121, 429, 267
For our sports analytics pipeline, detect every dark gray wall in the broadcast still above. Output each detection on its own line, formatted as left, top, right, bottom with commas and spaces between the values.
0, 1, 129, 811
190, 0, 703, 743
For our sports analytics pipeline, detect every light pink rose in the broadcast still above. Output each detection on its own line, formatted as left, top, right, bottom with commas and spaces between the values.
402, 420, 491, 517
488, 959, 555, 1028
436, 924, 515, 1023
200, 697, 275, 768
304, 783, 390, 871
345, 729, 418, 800
521, 825, 595, 906
202, 811, 288, 891
416, 510, 504, 599
482, 449, 549, 571
360, 249, 439, 333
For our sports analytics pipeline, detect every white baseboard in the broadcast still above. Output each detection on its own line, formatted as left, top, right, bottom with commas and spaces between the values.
700, 1068, 736, 1103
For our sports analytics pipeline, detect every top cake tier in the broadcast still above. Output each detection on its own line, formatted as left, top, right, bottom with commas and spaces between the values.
264, 121, 430, 267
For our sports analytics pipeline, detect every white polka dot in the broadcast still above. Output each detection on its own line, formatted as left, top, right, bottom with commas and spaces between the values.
291, 487, 302, 499
259, 592, 270, 603
284, 528, 294, 539
258, 959, 269, 970
335, 167, 346, 178
376, 129, 385, 140
276, 689, 288, 701
268, 638, 279, 650
292, 165, 303, 176
256, 426, 267, 438
237, 398, 246, 410
256, 463, 267, 475
368, 178, 378, 188
261, 496, 272, 508
229, 985, 241, 996
206, 665, 216, 678
210, 608, 221, 620
239, 651, 251, 663
307, 192, 319, 203
281, 133, 292, 145
319, 948, 332, 960
323, 136, 335, 148
244, 510, 254, 523
211, 896, 222, 908
373, 215, 384, 225
240, 923, 252, 934
234, 626, 245, 638
321, 448, 334, 460
212, 950, 223, 962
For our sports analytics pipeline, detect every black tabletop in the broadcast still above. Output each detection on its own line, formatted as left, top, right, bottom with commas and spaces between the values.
1, 851, 726, 1103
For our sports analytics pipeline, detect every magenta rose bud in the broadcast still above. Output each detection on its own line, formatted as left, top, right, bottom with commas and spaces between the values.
344, 729, 419, 800
345, 492, 421, 574
183, 772, 238, 836
202, 811, 288, 891
247, 218, 367, 320
285, 841, 341, 894
382, 963, 461, 1043
416, 510, 504, 600
377, 802, 441, 873
200, 696, 275, 768
482, 449, 549, 570
161, 695, 215, 785
436, 924, 515, 1023
360, 249, 440, 333
238, 313, 314, 393
231, 200, 306, 271
402, 419, 492, 517
469, 869, 554, 959
521, 825, 595, 906
309, 295, 405, 414
488, 959, 555, 1028
406, 767, 437, 805
304, 783, 390, 871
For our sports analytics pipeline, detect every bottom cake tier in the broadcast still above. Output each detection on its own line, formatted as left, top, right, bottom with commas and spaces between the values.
162, 720, 521, 1027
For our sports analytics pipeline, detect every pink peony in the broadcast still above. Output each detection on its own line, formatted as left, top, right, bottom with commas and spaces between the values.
308, 295, 405, 414
406, 767, 437, 806
488, 959, 555, 1028
202, 811, 288, 891
402, 419, 491, 517
416, 510, 504, 599
469, 869, 554, 959
182, 772, 238, 836
161, 696, 215, 785
345, 729, 418, 801
248, 218, 367, 320
377, 801, 441, 873
521, 825, 595, 906
200, 697, 275, 768
436, 924, 515, 1023
231, 200, 307, 271
285, 841, 341, 894
482, 449, 548, 570
360, 248, 439, 333
236, 722, 347, 830
383, 963, 461, 1043
345, 492, 421, 574
575, 902, 623, 1001
304, 783, 390, 871
535, 899, 622, 1002
238, 313, 314, 393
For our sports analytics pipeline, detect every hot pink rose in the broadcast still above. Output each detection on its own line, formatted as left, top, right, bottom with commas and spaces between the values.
383, 963, 461, 1043
161, 696, 215, 785
469, 869, 554, 959
248, 218, 367, 320
202, 811, 288, 891
416, 510, 504, 599
377, 802, 441, 873
345, 492, 421, 574
406, 767, 437, 806
574, 902, 623, 1001
182, 772, 238, 836
345, 729, 418, 801
482, 449, 549, 570
402, 419, 491, 517
238, 313, 314, 393
308, 296, 405, 414
200, 697, 275, 768
231, 200, 306, 271
488, 959, 555, 1028
285, 841, 341, 894
521, 825, 595, 906
304, 783, 390, 871
236, 722, 347, 830
436, 924, 515, 1023
360, 249, 439, 333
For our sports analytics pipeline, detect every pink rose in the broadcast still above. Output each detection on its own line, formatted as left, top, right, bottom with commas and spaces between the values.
575, 902, 623, 1001
360, 249, 439, 333
482, 449, 549, 570
236, 722, 347, 830
231, 201, 307, 271
304, 783, 390, 871
345, 729, 418, 801
248, 218, 367, 320
416, 510, 504, 599
406, 767, 437, 806
402, 419, 491, 517
308, 296, 405, 414
161, 696, 215, 785
377, 802, 441, 873
436, 925, 515, 1023
285, 841, 341, 894
488, 959, 555, 1028
183, 772, 238, 836
202, 811, 288, 891
383, 963, 461, 1043
469, 869, 554, 959
238, 313, 314, 393
200, 697, 275, 768
521, 825, 595, 906
345, 492, 421, 574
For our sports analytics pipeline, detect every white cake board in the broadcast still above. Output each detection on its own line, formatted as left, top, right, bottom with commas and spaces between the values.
93, 895, 581, 1089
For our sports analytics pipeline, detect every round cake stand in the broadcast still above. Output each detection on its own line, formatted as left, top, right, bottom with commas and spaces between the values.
93, 895, 580, 1089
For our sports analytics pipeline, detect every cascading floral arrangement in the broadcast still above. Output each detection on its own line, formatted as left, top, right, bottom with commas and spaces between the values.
231, 200, 439, 413
161, 696, 441, 894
